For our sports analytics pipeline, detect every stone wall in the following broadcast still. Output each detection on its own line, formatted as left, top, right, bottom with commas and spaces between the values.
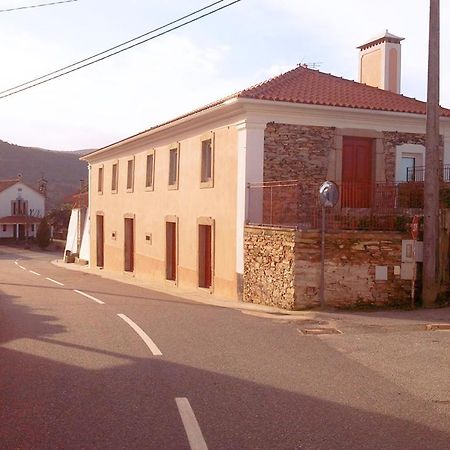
262, 123, 335, 226
382, 131, 445, 183
244, 225, 412, 310
244, 226, 296, 309
264, 122, 336, 182
294, 230, 411, 309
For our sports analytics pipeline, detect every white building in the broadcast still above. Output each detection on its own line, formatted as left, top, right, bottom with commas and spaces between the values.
0, 178, 46, 240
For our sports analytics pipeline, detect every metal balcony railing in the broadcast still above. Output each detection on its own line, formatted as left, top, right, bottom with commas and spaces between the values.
247, 180, 439, 231
406, 164, 450, 182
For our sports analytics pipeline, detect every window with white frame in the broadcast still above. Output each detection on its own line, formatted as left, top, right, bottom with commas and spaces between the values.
395, 144, 425, 182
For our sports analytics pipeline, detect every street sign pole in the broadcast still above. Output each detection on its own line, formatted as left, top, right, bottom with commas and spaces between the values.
318, 181, 339, 309
320, 206, 326, 308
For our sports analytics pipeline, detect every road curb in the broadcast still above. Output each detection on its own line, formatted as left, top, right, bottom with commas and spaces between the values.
50, 259, 318, 318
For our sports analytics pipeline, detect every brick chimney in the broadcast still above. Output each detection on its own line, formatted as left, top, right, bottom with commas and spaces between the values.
358, 30, 404, 93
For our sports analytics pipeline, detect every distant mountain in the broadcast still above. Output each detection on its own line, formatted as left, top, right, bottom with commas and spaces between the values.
0, 140, 90, 211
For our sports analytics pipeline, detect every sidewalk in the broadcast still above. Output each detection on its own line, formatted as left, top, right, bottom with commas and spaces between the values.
52, 259, 450, 327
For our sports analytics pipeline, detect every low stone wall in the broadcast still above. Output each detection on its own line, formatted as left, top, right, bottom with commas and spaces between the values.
244, 226, 296, 309
244, 226, 412, 310
294, 230, 411, 309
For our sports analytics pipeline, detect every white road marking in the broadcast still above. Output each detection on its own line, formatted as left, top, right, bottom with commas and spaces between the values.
176, 397, 208, 450
29, 270, 41, 276
14, 260, 18, 265
73, 289, 105, 305
18, 265, 26, 270
45, 277, 64, 286
117, 314, 162, 356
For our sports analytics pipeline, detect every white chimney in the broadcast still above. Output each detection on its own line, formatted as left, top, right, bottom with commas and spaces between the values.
358, 30, 404, 94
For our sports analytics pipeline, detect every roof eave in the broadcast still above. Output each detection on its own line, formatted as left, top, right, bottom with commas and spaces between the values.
81, 97, 241, 162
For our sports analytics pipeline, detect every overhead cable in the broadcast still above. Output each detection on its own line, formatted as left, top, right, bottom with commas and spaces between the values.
0, 0, 241, 99
0, 0, 78, 14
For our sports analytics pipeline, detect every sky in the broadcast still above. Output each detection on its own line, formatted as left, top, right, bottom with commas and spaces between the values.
0, 0, 448, 151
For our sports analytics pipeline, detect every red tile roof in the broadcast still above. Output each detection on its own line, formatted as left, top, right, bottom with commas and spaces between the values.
0, 215, 41, 224
146, 66, 450, 133
85, 65, 450, 157
0, 179, 19, 193
238, 65, 450, 117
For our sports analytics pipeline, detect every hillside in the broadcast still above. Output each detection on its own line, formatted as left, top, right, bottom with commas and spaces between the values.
0, 140, 90, 210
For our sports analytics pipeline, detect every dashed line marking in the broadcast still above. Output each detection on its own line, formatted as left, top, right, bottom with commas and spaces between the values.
73, 289, 105, 305
117, 314, 162, 356
176, 397, 208, 450
45, 277, 64, 286
29, 270, 41, 276
18, 265, 26, 270
14, 260, 18, 265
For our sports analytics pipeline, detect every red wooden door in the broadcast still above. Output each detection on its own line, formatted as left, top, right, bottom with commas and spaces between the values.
166, 221, 177, 281
198, 225, 212, 289
96, 215, 104, 267
342, 137, 373, 207
124, 218, 134, 272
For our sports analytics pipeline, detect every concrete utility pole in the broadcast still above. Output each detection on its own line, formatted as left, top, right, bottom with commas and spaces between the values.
422, 0, 440, 307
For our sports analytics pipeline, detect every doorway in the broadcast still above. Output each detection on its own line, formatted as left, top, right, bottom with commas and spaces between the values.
198, 224, 213, 289
18, 224, 25, 240
124, 217, 134, 272
341, 136, 374, 207
166, 221, 177, 281
96, 215, 104, 267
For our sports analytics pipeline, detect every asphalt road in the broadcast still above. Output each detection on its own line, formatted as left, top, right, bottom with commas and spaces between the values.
0, 246, 449, 449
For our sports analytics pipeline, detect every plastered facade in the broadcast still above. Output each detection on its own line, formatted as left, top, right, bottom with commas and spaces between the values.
88, 126, 239, 300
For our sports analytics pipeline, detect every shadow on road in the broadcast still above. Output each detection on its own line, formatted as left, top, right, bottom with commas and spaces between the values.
0, 286, 449, 450
0, 288, 66, 345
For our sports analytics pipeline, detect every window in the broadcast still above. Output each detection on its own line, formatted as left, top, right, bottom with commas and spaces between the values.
2, 225, 6, 232
126, 158, 134, 192
11, 199, 28, 216
111, 162, 118, 193
146, 152, 155, 190
395, 144, 425, 182
168, 146, 179, 188
31, 224, 35, 232
200, 138, 214, 187
401, 157, 416, 182
98, 166, 104, 193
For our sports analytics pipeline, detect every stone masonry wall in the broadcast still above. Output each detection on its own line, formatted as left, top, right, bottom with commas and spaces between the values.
262, 123, 336, 226
264, 122, 336, 182
244, 226, 412, 310
383, 131, 444, 182
294, 230, 411, 309
243, 226, 296, 309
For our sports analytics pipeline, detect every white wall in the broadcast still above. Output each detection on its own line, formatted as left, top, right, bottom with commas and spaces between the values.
0, 182, 45, 217
0, 224, 14, 238
79, 207, 90, 261
65, 209, 79, 254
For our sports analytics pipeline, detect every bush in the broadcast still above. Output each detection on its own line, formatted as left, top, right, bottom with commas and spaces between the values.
36, 217, 51, 249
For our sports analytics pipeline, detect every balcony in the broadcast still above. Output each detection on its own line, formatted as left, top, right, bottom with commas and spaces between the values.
406, 164, 450, 182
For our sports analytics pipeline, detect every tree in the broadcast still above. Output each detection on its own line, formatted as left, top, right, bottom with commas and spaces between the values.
36, 217, 51, 249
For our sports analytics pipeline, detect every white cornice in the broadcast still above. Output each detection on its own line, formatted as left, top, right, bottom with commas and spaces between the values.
82, 97, 450, 163
239, 98, 450, 133
82, 98, 243, 163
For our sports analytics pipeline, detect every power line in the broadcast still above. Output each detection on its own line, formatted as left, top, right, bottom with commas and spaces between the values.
0, 0, 241, 99
0, 0, 228, 96
0, 0, 77, 13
